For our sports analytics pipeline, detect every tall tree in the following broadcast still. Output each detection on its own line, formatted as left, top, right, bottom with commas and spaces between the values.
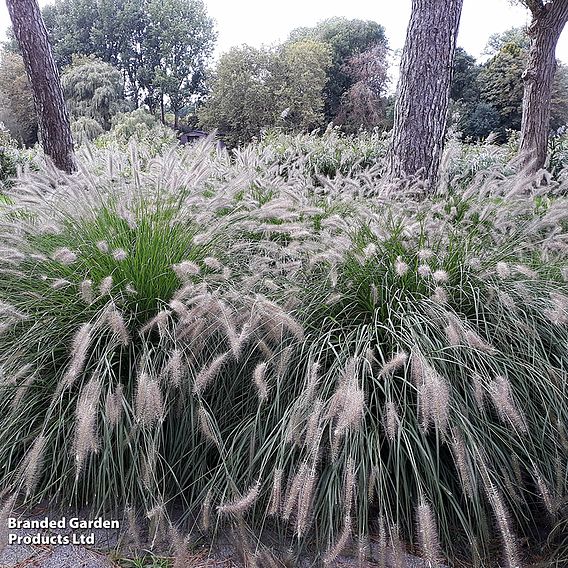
5, 0, 76, 173
387, 0, 464, 188
146, 0, 215, 127
61, 55, 127, 130
0, 52, 38, 146
289, 18, 388, 122
334, 44, 390, 133
517, 0, 568, 172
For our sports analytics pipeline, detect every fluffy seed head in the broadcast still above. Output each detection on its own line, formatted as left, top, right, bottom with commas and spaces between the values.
395, 257, 409, 276
22, 435, 47, 497
253, 361, 269, 401
96, 241, 109, 253
99, 275, 113, 296
80, 280, 93, 304
135, 372, 164, 427
217, 480, 261, 515
106, 305, 130, 346
194, 351, 230, 395
61, 323, 92, 390
104, 384, 123, 427
416, 499, 442, 566
112, 248, 128, 261
489, 375, 526, 432
52, 247, 77, 265
73, 376, 101, 474
379, 351, 408, 378
173, 261, 200, 279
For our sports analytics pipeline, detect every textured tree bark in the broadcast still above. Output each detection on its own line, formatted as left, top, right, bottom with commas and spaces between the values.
387, 0, 464, 190
519, 0, 568, 173
6, 0, 76, 173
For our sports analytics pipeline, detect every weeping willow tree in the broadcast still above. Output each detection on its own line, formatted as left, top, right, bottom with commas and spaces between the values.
61, 55, 128, 131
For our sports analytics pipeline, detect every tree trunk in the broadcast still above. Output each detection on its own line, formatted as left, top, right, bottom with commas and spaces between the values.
160, 92, 165, 125
6, 0, 76, 174
387, 0, 463, 190
519, 0, 568, 173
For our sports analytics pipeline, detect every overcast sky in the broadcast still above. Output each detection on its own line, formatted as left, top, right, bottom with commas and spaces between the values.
1, 0, 567, 65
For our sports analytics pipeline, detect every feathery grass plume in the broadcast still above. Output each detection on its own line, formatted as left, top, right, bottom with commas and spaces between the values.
324, 514, 352, 565
203, 256, 222, 271
416, 357, 450, 435
283, 462, 309, 520
60, 322, 93, 391
472, 372, 485, 409
464, 330, 495, 353
0, 301, 26, 320
257, 296, 304, 341
80, 279, 93, 304
52, 247, 77, 264
173, 260, 200, 279
445, 320, 462, 346
394, 256, 409, 276
124, 506, 142, 549
296, 467, 317, 536
432, 286, 448, 303
225, 319, 253, 360
533, 468, 556, 515
363, 243, 376, 259
377, 515, 387, 568
450, 429, 473, 499
11, 370, 36, 409
96, 240, 109, 253
268, 468, 283, 517
0, 494, 17, 551
197, 404, 219, 446
514, 264, 538, 279
201, 488, 213, 532
73, 375, 102, 475
142, 439, 158, 491
384, 401, 400, 442
139, 310, 171, 337
418, 264, 432, 277
253, 361, 269, 401
135, 372, 164, 427
21, 434, 47, 497
106, 305, 130, 346
486, 482, 520, 568
164, 348, 184, 386
112, 248, 127, 261
305, 398, 323, 454
416, 499, 442, 567
99, 275, 113, 296
343, 457, 356, 516
418, 248, 434, 260
52, 278, 70, 290
217, 480, 261, 515
489, 375, 527, 432
276, 346, 293, 379
146, 502, 167, 548
432, 269, 449, 283
169, 524, 192, 568
193, 351, 230, 395
496, 261, 511, 279
304, 361, 321, 402
104, 384, 123, 427
378, 351, 408, 378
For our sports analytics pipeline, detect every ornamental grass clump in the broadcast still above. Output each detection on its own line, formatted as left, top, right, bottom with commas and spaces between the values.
0, 139, 567, 566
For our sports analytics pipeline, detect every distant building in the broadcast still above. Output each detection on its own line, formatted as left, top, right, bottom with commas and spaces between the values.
178, 129, 225, 150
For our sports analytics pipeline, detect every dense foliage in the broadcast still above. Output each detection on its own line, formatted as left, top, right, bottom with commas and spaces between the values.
0, 135, 567, 566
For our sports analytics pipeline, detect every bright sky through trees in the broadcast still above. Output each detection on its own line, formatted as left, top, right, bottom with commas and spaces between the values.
0, 0, 567, 63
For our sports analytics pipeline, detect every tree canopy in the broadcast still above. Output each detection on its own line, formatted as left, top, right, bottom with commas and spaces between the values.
198, 41, 331, 147
288, 18, 388, 122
